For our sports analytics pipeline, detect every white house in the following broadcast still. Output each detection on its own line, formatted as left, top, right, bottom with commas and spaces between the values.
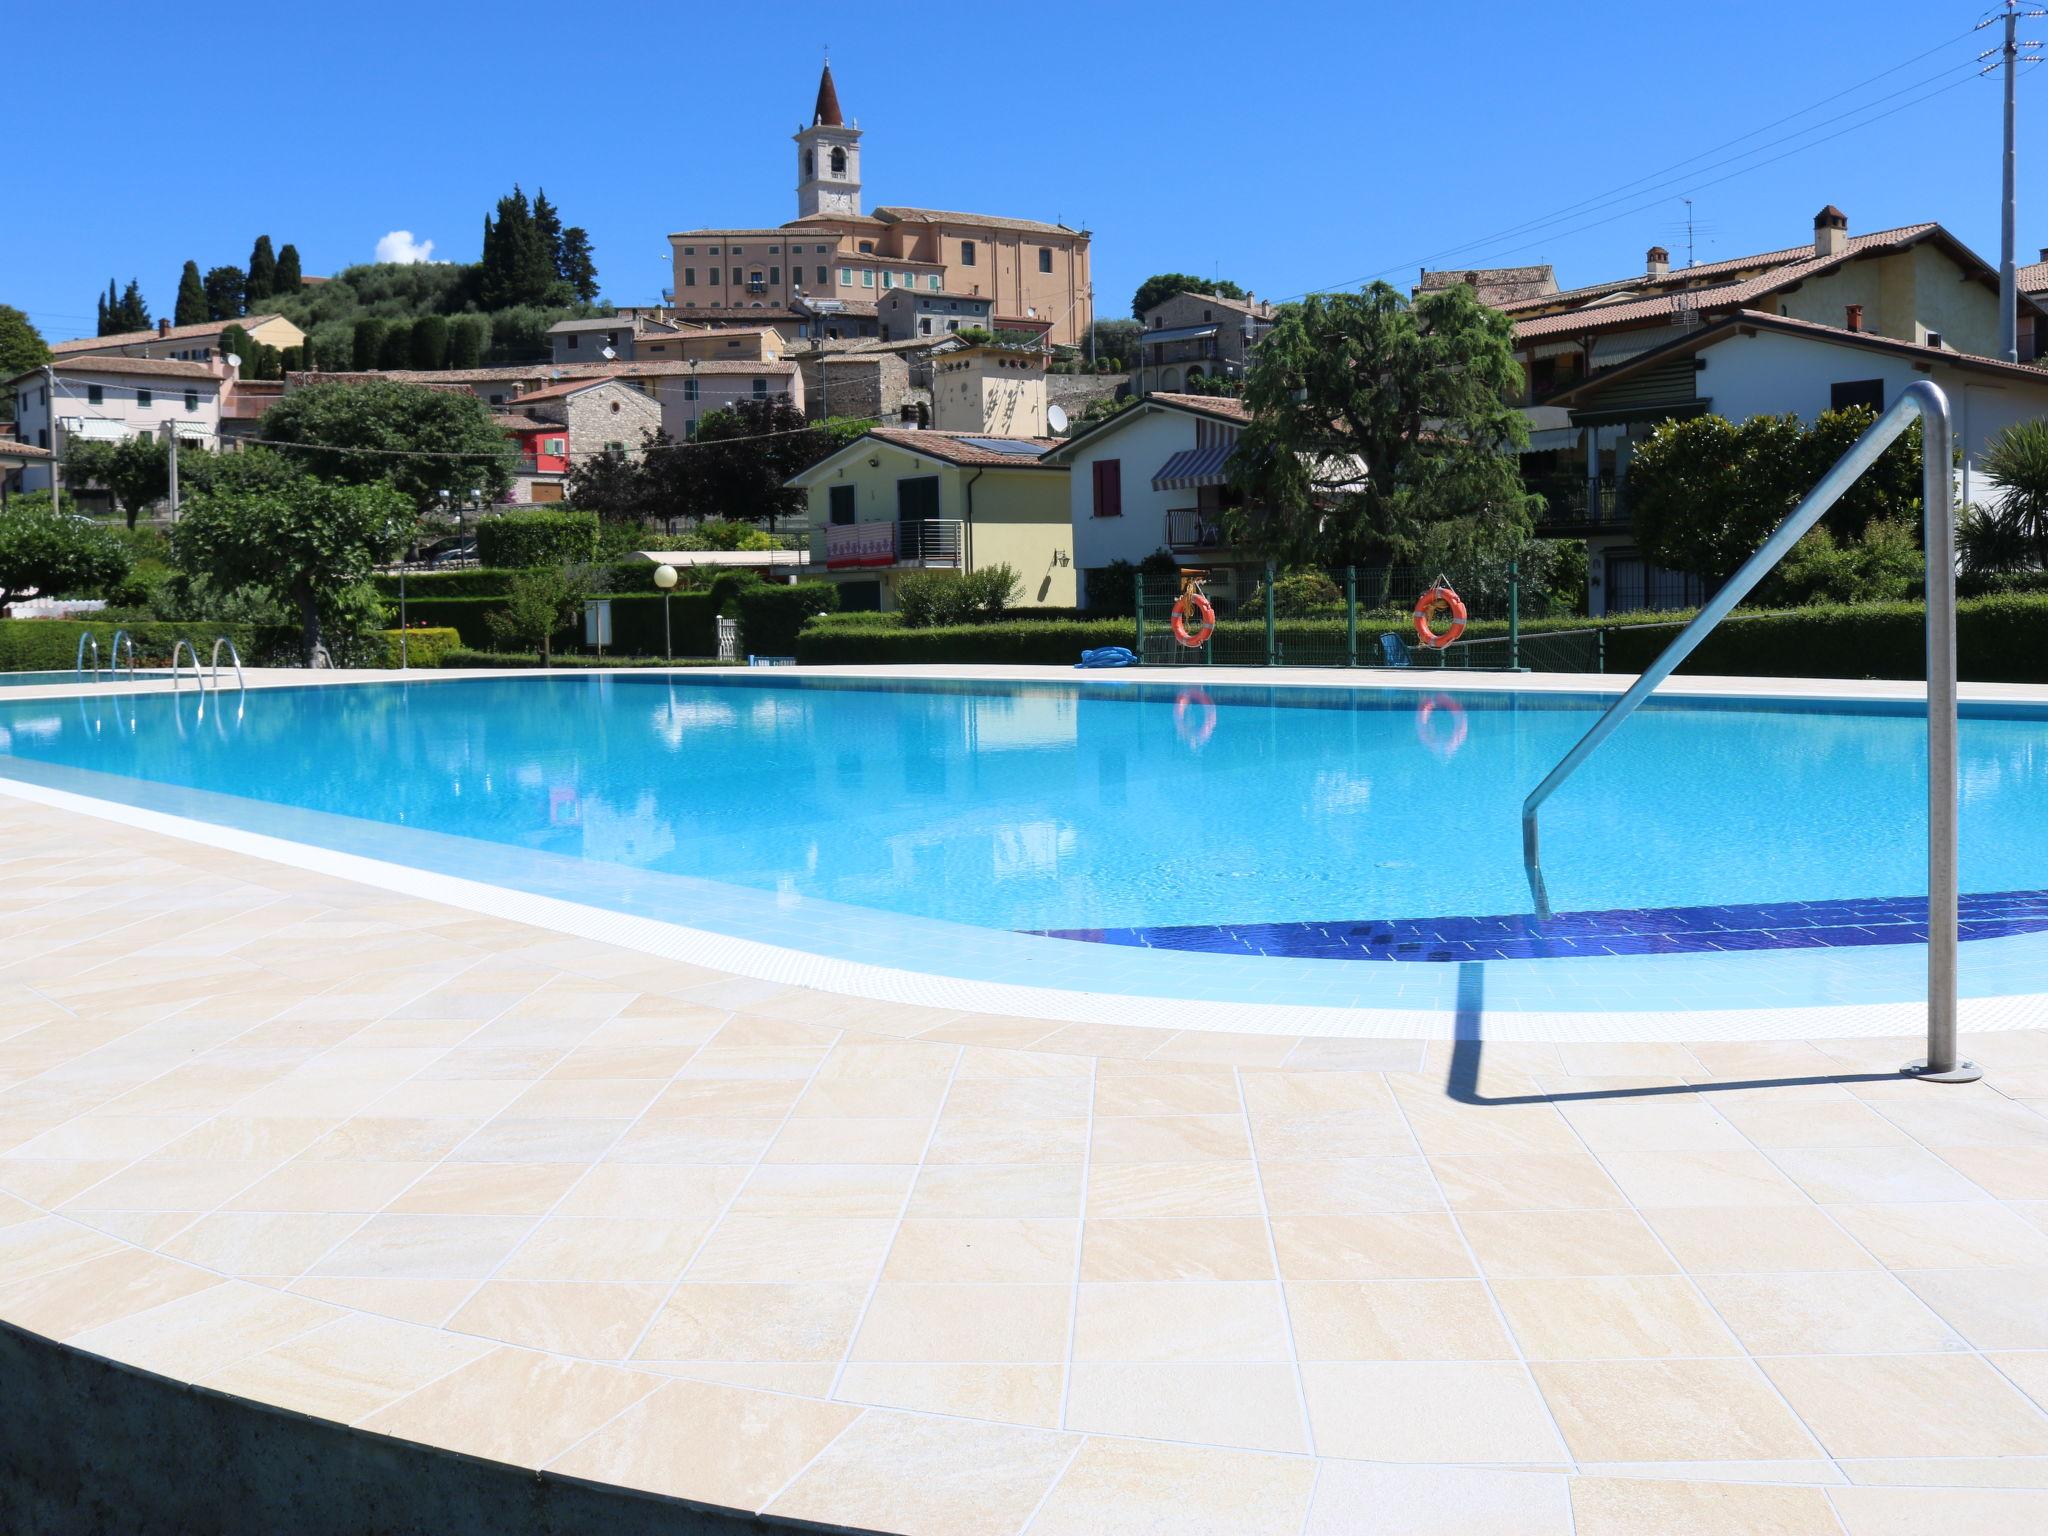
5, 356, 230, 494
1042, 393, 1261, 610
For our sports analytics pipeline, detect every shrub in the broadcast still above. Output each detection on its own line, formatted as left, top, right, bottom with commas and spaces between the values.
373, 627, 464, 668
1083, 550, 1180, 616
1763, 518, 1922, 607
1247, 568, 1343, 617
0, 619, 290, 672
734, 583, 837, 655
474, 509, 599, 568
896, 564, 1023, 627
960, 563, 1021, 617
485, 567, 581, 662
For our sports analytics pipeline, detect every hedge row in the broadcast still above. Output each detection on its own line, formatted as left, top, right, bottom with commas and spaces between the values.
473, 510, 598, 568
731, 583, 837, 656
371, 561, 672, 600
0, 619, 291, 672
796, 619, 1133, 666
438, 650, 725, 670
371, 628, 465, 669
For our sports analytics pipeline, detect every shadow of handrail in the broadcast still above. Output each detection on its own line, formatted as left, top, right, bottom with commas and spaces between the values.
1445, 960, 1907, 1106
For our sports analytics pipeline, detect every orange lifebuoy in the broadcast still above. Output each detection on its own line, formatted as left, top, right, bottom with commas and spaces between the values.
1170, 591, 1216, 648
1174, 687, 1217, 749
1416, 692, 1468, 759
1412, 584, 1467, 649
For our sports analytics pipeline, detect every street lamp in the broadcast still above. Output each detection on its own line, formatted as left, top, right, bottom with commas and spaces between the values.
653, 563, 678, 661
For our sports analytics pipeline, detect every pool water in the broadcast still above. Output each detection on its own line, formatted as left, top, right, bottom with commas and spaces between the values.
1, 674, 2043, 1014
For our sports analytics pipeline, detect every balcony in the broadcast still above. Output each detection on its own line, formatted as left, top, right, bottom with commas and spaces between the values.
1148, 339, 1224, 366
823, 519, 964, 570
1166, 507, 1226, 551
896, 518, 962, 567
1531, 472, 1630, 531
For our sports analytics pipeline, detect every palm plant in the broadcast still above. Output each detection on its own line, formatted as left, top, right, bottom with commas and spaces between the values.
1977, 419, 2048, 572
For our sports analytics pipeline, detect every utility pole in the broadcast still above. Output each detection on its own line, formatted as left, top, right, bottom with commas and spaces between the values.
41, 364, 59, 515
1982, 3, 2045, 362
161, 421, 179, 520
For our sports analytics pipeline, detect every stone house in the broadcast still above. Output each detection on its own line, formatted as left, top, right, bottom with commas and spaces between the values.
877, 287, 994, 341
1133, 291, 1277, 396
546, 315, 685, 365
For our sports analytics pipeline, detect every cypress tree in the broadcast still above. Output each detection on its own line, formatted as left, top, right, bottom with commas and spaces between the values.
279, 345, 304, 373
96, 281, 112, 335
174, 262, 208, 326
245, 236, 277, 305
202, 266, 243, 322
447, 316, 483, 369
409, 315, 449, 370
532, 190, 565, 275
352, 318, 387, 371
559, 229, 599, 303
219, 324, 253, 367
118, 279, 150, 332
274, 243, 302, 292
376, 325, 412, 370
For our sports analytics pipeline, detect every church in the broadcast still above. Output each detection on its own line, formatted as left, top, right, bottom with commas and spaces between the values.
666, 65, 1095, 347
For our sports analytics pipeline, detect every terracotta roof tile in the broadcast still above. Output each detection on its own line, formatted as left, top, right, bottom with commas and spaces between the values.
865, 428, 1059, 466
24, 355, 223, 381
872, 206, 1081, 236
1145, 391, 1251, 423
51, 314, 292, 354
0, 436, 54, 458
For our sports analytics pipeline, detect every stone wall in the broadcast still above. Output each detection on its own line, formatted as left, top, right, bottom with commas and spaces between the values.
801, 353, 917, 422
1047, 371, 1129, 412
565, 380, 662, 455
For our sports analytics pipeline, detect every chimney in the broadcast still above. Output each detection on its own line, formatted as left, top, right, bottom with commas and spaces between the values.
1814, 205, 1849, 259
1646, 246, 1670, 279
1845, 304, 1864, 333
157, 317, 170, 337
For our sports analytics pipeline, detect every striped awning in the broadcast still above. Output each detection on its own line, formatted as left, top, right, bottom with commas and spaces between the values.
1152, 443, 1233, 490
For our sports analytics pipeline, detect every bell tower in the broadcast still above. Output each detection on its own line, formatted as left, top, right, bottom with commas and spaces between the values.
795, 61, 862, 219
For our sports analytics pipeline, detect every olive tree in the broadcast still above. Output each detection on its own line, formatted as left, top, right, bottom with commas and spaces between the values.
0, 494, 130, 609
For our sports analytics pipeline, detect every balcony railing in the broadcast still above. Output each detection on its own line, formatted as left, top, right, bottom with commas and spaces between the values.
1148, 340, 1224, 365
1166, 507, 1227, 551
823, 519, 964, 570
896, 518, 963, 567
1531, 473, 1630, 527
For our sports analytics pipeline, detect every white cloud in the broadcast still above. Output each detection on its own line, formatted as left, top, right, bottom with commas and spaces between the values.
375, 230, 437, 264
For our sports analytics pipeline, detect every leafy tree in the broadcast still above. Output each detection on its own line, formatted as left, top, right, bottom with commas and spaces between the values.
257, 378, 516, 508
1766, 518, 1923, 606
174, 473, 414, 665
1626, 406, 1922, 586
202, 265, 245, 322
409, 315, 449, 370
565, 442, 653, 523
273, 243, 302, 293
96, 278, 150, 335
0, 493, 131, 609
1228, 281, 1534, 566
1132, 273, 1246, 319
447, 316, 484, 369
485, 565, 580, 662
479, 185, 558, 310
668, 399, 816, 532
173, 262, 209, 326
558, 227, 599, 303
1087, 318, 1142, 370
351, 318, 387, 371
62, 435, 171, 529
1971, 418, 2048, 572
245, 236, 277, 306
0, 307, 51, 416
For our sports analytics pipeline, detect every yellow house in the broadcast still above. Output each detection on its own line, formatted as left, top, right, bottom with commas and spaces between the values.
786, 428, 1073, 612
51, 313, 306, 364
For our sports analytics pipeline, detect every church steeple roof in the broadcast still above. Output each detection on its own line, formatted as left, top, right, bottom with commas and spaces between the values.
812, 63, 843, 127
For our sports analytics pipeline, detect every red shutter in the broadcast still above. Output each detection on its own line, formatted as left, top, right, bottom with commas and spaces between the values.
1094, 458, 1122, 518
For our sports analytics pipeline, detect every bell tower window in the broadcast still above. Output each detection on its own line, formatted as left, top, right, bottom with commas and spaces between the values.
830, 145, 846, 177
805, 150, 815, 177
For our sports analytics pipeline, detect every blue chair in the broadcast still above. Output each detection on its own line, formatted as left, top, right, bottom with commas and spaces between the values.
1378, 633, 1411, 667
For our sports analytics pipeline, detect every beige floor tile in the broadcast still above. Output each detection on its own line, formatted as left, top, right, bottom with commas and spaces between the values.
1289, 1279, 1514, 1361
1899, 1268, 2048, 1349
159, 1211, 367, 1277
907, 1163, 1082, 1218
1830, 1201, 2048, 1269
384, 1161, 585, 1216
647, 1361, 842, 1395
768, 1411, 1078, 1536
548, 1376, 858, 1512
1827, 1485, 2048, 1535
790, 1076, 951, 1119
554, 1163, 747, 1220
685, 1215, 896, 1284
302, 1116, 486, 1161
1084, 1162, 1262, 1218
198, 1312, 495, 1423
216, 1159, 442, 1216
726, 1163, 914, 1219
1028, 1436, 1315, 1536
881, 1217, 1077, 1283
1494, 1275, 1737, 1360
1599, 1150, 1807, 1207
1560, 1100, 1751, 1154
1872, 1096, 2048, 1150
605, 1116, 782, 1164
1934, 1147, 2048, 1199
1429, 1152, 1628, 1212
0, 1247, 222, 1339
1534, 1359, 1822, 1462
1094, 1074, 1242, 1116
1393, 1097, 1580, 1157
1772, 1146, 1992, 1204
60, 1155, 280, 1213
938, 1078, 1091, 1120
764, 1117, 934, 1165
1082, 1217, 1275, 1281
1268, 1211, 1473, 1281
1248, 1112, 1417, 1159
1698, 1270, 1964, 1354
499, 1077, 663, 1119
1066, 1361, 1308, 1452
0, 1215, 125, 1282
1460, 1210, 1676, 1278
1074, 1280, 1291, 1362
1258, 1157, 1443, 1217
851, 1282, 1071, 1363
925, 1116, 1089, 1165
1762, 1354, 2048, 1458
305, 1214, 531, 1280
356, 1347, 659, 1467
1090, 1115, 1251, 1163
497, 1217, 709, 1282
1302, 1360, 1565, 1463
1242, 1070, 1396, 1115
68, 1281, 339, 1378
834, 1363, 1063, 1428
1569, 1476, 1845, 1535
1640, 1204, 1877, 1273
446, 1281, 665, 1359
1718, 1100, 1914, 1150
634, 1281, 867, 1363
1303, 1462, 1571, 1535
286, 1276, 475, 1328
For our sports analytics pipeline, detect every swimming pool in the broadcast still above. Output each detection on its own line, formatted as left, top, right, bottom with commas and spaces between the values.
0, 672, 2042, 1018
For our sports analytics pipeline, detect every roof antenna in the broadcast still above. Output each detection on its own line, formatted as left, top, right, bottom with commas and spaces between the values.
1683, 197, 1696, 269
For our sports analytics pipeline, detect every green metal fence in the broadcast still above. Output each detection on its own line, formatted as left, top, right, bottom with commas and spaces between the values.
1133, 561, 1603, 673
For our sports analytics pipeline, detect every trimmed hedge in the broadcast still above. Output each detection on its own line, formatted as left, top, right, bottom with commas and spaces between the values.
371, 561, 672, 600
796, 619, 1132, 666
733, 583, 837, 656
473, 509, 598, 568
0, 619, 289, 671
372, 627, 464, 668
439, 649, 726, 670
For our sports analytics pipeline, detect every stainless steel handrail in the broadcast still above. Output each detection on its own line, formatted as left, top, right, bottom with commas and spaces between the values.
108, 629, 136, 682
169, 639, 208, 696
208, 637, 246, 691
1519, 380, 1971, 1081
75, 632, 100, 681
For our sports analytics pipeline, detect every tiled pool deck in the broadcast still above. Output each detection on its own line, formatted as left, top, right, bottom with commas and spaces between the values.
6, 788, 2048, 1533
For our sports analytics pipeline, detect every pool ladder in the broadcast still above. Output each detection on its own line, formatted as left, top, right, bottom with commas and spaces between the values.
74, 631, 138, 683
1518, 380, 1971, 1082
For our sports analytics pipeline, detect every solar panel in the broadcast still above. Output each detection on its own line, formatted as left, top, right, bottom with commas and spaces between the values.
958, 437, 1044, 456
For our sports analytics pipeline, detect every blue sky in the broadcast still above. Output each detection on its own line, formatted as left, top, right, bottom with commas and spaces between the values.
3, 0, 2036, 340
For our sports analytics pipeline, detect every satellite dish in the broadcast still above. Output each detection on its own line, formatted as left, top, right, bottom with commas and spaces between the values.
1046, 403, 1069, 434
225, 353, 242, 369
600, 345, 618, 361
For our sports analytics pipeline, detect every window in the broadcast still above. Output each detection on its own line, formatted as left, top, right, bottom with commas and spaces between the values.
184, 389, 198, 412
752, 378, 768, 397
709, 246, 720, 255
816, 244, 829, 254
1038, 247, 1053, 273
87, 385, 103, 405
838, 266, 853, 286
683, 246, 695, 255
817, 265, 828, 285
1830, 379, 1884, 413
684, 377, 698, 401
946, 319, 960, 333
919, 318, 932, 335
706, 267, 719, 285
881, 272, 893, 289
828, 484, 856, 525
566, 333, 579, 349
37, 429, 48, 448
1091, 459, 1122, 518
897, 475, 940, 525
732, 245, 744, 254
769, 266, 780, 284
135, 389, 152, 409
768, 245, 780, 255
861, 269, 875, 288
685, 418, 697, 440
961, 240, 977, 266
830, 145, 846, 176
857, 240, 874, 254
805, 150, 815, 177
684, 268, 696, 287
545, 437, 566, 456
928, 275, 941, 291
